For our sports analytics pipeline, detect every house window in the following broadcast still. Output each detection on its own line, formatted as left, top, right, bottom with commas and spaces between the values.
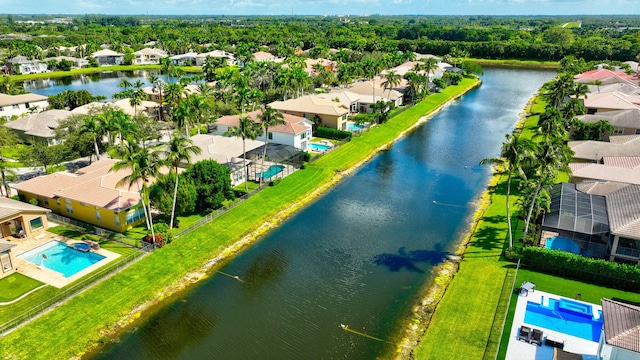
303, 113, 308, 118
115, 215, 121, 227
66, 204, 73, 214
300, 133, 305, 140
268, 132, 273, 140
43, 197, 49, 205
636, 129, 640, 135
1, 252, 12, 273
25, 102, 30, 108
29, 217, 43, 231
96, 210, 101, 221
12, 105, 19, 109
125, 207, 146, 224
614, 128, 624, 135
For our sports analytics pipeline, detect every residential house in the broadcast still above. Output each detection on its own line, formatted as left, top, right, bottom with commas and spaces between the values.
569, 157, 640, 185
599, 299, 640, 359
91, 49, 125, 66
0, 197, 50, 240
569, 135, 640, 162
12, 159, 147, 232
4, 109, 70, 145
7, 56, 48, 74
582, 91, 640, 114
43, 56, 88, 69
253, 51, 284, 63
623, 61, 640, 74
414, 53, 441, 62
574, 67, 639, 83
170, 52, 198, 66
212, 110, 312, 151
269, 95, 349, 130
133, 48, 168, 65
586, 82, 640, 96
0, 93, 48, 119
195, 50, 235, 66
316, 91, 360, 114
187, 134, 265, 186
577, 109, 640, 137
0, 240, 17, 280
303, 58, 336, 75
333, 80, 403, 112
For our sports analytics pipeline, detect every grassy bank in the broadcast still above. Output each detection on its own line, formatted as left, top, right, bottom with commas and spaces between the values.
0, 77, 479, 360
472, 58, 560, 70
8, 65, 202, 82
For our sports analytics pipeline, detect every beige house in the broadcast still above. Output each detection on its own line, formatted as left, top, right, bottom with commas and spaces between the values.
333, 80, 404, 113
269, 96, 349, 130
0, 93, 49, 120
133, 48, 168, 65
582, 91, 640, 114
577, 109, 640, 137
91, 49, 124, 66
569, 158, 640, 185
4, 109, 71, 145
316, 91, 360, 114
569, 135, 640, 162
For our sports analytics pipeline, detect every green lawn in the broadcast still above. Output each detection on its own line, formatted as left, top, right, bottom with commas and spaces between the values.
0, 78, 480, 360
0, 274, 44, 303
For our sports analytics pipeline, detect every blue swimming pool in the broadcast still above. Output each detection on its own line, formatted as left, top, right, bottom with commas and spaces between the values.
309, 143, 331, 151
546, 236, 580, 254
258, 165, 285, 179
18, 240, 106, 278
524, 298, 602, 342
348, 123, 365, 131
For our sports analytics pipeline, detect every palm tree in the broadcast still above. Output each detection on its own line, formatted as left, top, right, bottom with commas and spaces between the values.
165, 134, 201, 229
480, 134, 537, 250
258, 107, 285, 186
381, 70, 401, 101
225, 116, 260, 192
112, 142, 165, 240
0, 127, 18, 197
151, 77, 166, 121
118, 78, 132, 91
79, 115, 104, 161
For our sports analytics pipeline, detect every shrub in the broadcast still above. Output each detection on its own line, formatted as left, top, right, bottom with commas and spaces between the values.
269, 178, 282, 186
521, 247, 640, 291
315, 127, 352, 141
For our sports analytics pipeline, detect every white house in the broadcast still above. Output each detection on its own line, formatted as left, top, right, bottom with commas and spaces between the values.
133, 48, 168, 65
213, 110, 312, 151
91, 49, 125, 66
0, 93, 49, 120
7, 56, 48, 74
170, 52, 198, 66
43, 56, 89, 69
195, 50, 235, 66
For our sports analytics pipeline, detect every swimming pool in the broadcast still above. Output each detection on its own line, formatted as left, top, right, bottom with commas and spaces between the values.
524, 297, 602, 342
348, 123, 365, 131
309, 143, 331, 151
18, 240, 106, 278
546, 236, 580, 254
258, 165, 285, 179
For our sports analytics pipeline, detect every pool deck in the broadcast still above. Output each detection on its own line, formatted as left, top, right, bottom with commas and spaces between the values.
505, 290, 600, 360
11, 232, 120, 288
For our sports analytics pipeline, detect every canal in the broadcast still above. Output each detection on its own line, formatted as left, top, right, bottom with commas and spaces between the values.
92, 68, 556, 359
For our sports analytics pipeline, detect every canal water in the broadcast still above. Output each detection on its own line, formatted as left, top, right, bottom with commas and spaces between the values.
22, 71, 189, 98
92, 68, 555, 359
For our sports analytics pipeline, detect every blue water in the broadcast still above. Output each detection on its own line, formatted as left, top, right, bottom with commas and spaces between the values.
309, 142, 331, 151
348, 123, 365, 131
546, 236, 592, 256
18, 240, 105, 278
525, 298, 602, 342
92, 68, 557, 360
259, 165, 285, 179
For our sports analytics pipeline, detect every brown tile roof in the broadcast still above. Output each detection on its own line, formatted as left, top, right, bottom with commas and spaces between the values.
0, 240, 17, 253
602, 298, 640, 353
603, 156, 640, 169
582, 91, 640, 111
569, 135, 640, 161
0, 197, 50, 222
215, 110, 311, 135
12, 159, 141, 210
269, 96, 349, 116
569, 163, 640, 185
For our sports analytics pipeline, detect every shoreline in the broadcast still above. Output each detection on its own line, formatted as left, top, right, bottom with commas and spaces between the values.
81, 77, 482, 357
394, 90, 541, 359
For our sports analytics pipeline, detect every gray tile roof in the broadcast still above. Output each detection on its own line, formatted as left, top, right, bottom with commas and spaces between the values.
602, 298, 640, 353
578, 109, 640, 129
606, 184, 640, 239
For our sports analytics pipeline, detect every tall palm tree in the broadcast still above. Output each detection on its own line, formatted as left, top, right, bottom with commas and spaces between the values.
79, 115, 104, 161
381, 70, 401, 101
225, 116, 260, 192
480, 134, 537, 250
151, 77, 166, 121
165, 134, 201, 229
258, 107, 285, 186
118, 78, 132, 91
112, 142, 165, 240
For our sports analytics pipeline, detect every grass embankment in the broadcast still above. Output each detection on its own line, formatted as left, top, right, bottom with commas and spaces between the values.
0, 274, 43, 303
472, 58, 560, 70
0, 77, 480, 360
8, 65, 202, 82
413, 93, 547, 359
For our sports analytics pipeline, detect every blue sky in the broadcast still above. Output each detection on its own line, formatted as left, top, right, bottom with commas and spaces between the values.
0, 0, 639, 16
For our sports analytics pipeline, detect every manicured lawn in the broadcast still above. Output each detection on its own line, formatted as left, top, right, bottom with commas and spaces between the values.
0, 274, 44, 303
496, 269, 640, 359
0, 78, 480, 360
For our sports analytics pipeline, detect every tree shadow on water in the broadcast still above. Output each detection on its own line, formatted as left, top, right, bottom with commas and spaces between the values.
372, 246, 450, 273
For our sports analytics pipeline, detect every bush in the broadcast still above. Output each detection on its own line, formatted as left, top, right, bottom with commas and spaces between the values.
522, 247, 640, 291
315, 127, 352, 141
269, 178, 282, 186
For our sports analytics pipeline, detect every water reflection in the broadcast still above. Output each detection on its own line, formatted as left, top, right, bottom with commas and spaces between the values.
373, 246, 450, 272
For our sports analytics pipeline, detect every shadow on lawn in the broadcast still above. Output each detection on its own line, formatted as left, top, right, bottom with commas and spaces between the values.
373, 246, 450, 273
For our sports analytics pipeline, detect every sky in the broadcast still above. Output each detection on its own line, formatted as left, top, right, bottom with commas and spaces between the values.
0, 0, 639, 16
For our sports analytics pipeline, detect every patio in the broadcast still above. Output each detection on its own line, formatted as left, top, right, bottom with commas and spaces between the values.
505, 290, 601, 360
9, 231, 120, 288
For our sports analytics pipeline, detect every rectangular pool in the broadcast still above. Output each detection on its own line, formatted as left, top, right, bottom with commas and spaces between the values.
18, 240, 106, 278
524, 298, 602, 342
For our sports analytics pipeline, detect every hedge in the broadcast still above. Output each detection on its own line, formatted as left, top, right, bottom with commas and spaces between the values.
521, 247, 640, 292
315, 127, 352, 141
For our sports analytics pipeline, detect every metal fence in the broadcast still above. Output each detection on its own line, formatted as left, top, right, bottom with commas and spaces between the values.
492, 259, 520, 360
47, 213, 143, 249
0, 243, 153, 336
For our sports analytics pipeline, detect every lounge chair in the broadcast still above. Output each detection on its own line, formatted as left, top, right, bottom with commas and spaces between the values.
531, 328, 543, 346
518, 326, 532, 342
